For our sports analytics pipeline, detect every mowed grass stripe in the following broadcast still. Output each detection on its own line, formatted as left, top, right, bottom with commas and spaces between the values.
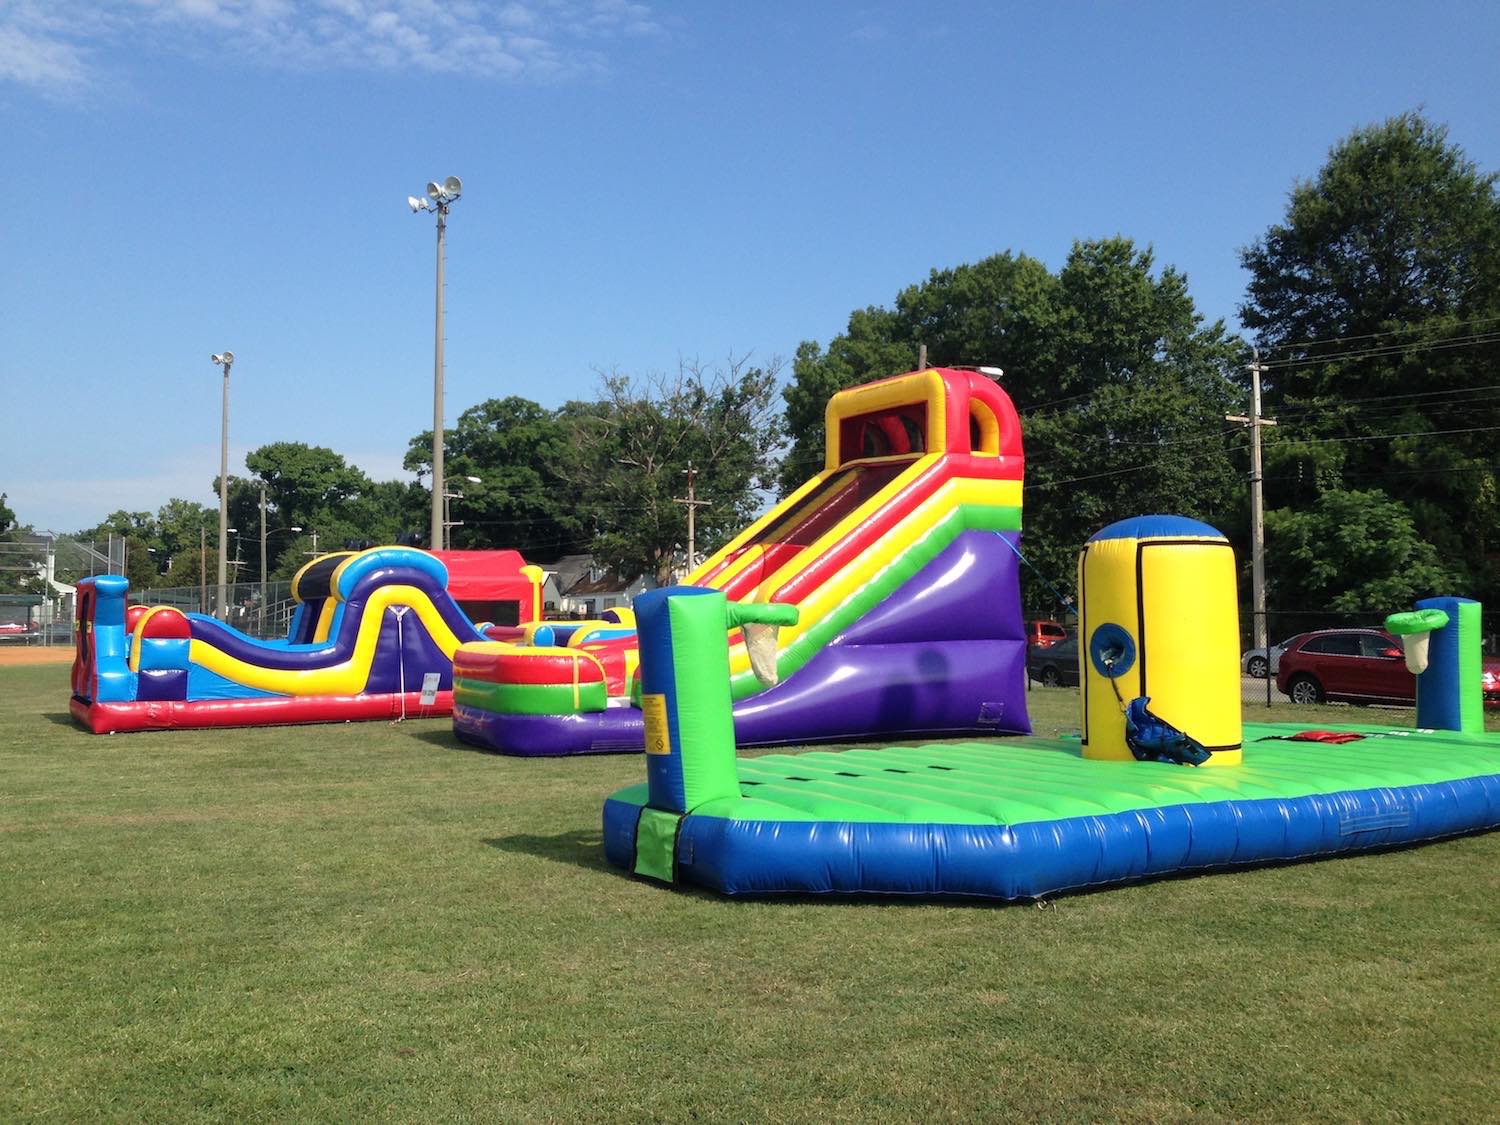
2, 665, 1497, 1120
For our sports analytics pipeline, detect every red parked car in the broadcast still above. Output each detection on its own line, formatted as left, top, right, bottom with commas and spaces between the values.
1276, 627, 1500, 707
1026, 619, 1069, 648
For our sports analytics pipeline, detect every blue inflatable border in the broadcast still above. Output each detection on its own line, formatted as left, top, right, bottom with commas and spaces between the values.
603, 772, 1500, 899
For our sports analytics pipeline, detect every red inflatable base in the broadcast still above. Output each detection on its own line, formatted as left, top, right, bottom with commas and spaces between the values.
70, 691, 455, 734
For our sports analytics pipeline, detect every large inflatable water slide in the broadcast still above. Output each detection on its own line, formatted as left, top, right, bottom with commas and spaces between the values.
453, 366, 1032, 754
70, 548, 509, 733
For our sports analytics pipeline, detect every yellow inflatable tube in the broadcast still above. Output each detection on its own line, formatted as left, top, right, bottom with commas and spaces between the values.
190, 584, 467, 696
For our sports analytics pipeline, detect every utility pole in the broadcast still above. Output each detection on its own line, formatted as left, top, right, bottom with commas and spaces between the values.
1227, 347, 1278, 651
918, 343, 928, 369
673, 462, 710, 579
199, 525, 207, 615
259, 487, 268, 585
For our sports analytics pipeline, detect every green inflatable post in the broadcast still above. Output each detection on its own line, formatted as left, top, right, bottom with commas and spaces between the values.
630, 586, 798, 880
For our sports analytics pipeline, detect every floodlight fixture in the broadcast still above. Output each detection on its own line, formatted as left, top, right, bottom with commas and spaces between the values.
443, 175, 462, 199
464, 475, 481, 484
407, 195, 430, 213
426, 180, 442, 200
212, 351, 234, 368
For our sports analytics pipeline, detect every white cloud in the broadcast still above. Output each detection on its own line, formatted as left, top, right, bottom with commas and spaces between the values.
0, 0, 662, 95
0, 24, 90, 92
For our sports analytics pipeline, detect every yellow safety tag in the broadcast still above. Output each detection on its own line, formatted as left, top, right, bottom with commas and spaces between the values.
641, 693, 671, 755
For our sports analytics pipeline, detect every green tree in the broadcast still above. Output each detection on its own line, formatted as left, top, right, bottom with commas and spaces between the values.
561, 356, 784, 585
1265, 489, 1459, 613
167, 543, 223, 599
405, 396, 588, 559
1241, 111, 1500, 601
153, 499, 217, 574
242, 443, 367, 528
784, 240, 1244, 610
228, 443, 424, 574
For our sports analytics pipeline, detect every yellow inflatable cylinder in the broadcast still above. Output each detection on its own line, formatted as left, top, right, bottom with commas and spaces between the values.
1077, 516, 1242, 766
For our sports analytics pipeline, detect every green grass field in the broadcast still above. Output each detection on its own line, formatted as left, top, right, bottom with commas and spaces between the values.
4, 664, 1498, 1121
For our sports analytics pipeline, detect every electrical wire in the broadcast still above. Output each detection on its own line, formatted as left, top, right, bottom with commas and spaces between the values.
1259, 329, 1500, 370
1265, 423, 1500, 447
1028, 436, 1249, 489
1254, 312, 1500, 360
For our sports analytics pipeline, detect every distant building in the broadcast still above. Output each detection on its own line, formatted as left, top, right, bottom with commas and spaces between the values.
534, 554, 651, 618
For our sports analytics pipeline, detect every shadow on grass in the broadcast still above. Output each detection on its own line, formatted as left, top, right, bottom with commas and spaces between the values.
409, 728, 472, 752
483, 831, 613, 874
42, 712, 78, 727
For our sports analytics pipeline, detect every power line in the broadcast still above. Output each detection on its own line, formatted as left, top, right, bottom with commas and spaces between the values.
1270, 383, 1500, 421
1265, 423, 1500, 447
1255, 312, 1500, 360
1262, 463, 1498, 484
1028, 435, 1249, 489
1260, 329, 1500, 371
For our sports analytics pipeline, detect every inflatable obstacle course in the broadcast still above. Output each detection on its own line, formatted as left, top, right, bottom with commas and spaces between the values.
603, 529, 1500, 899
455, 367, 1032, 754
606, 725, 1500, 897
71, 546, 492, 733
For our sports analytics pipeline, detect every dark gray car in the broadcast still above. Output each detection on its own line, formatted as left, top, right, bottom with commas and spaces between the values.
1028, 634, 1080, 687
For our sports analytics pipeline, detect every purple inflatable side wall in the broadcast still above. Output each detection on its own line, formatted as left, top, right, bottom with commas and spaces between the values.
453, 530, 1030, 755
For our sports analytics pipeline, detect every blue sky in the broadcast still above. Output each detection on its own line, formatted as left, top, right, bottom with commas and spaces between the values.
3, 1, 1498, 532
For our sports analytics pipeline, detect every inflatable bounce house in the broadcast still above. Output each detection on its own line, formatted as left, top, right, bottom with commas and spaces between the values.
600, 514, 1500, 899
431, 548, 545, 629
70, 546, 540, 733
454, 367, 1031, 754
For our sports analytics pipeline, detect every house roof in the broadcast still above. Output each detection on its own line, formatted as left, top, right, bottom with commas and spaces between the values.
534, 553, 645, 598
564, 570, 636, 598
535, 553, 593, 591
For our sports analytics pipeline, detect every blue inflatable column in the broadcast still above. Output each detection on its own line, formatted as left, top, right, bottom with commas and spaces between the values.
1414, 597, 1483, 734
91, 575, 137, 703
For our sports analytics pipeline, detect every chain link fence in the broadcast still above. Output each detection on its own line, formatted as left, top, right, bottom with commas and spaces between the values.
129, 580, 296, 639
0, 532, 299, 645
1238, 606, 1497, 709
0, 536, 99, 646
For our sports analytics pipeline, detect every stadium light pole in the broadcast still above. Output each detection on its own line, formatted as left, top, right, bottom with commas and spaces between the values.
227, 527, 241, 591
259, 519, 302, 637
408, 176, 463, 553
211, 351, 234, 621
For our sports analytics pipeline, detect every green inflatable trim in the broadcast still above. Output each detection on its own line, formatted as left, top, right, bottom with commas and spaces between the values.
1384, 608, 1450, 636
453, 678, 607, 715
633, 808, 681, 882
1448, 600, 1484, 735
608, 722, 1500, 827
667, 590, 743, 811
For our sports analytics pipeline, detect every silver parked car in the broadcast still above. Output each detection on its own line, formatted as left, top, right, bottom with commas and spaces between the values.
1242, 635, 1301, 679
